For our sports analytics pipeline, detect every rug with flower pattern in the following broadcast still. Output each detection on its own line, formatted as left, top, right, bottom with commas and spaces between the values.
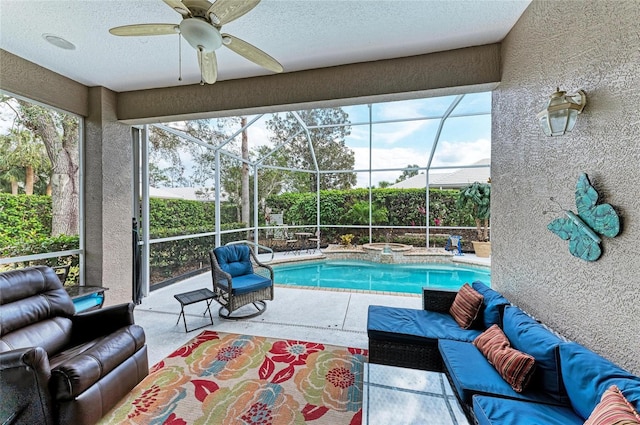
99, 330, 368, 425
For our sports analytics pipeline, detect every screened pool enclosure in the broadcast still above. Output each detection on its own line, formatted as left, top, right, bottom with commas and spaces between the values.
137, 92, 491, 289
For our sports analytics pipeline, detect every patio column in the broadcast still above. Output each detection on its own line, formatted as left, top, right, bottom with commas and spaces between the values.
84, 86, 133, 305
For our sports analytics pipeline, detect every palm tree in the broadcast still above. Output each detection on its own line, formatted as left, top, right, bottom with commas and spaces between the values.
0, 129, 49, 195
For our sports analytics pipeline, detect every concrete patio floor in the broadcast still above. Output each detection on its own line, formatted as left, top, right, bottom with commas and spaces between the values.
135, 251, 490, 366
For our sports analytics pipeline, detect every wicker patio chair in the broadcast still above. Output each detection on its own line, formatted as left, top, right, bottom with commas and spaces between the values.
209, 245, 274, 319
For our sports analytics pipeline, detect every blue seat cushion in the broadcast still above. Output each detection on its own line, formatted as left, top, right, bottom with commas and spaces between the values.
559, 342, 640, 419
367, 305, 482, 343
218, 273, 272, 295
471, 281, 510, 329
502, 306, 567, 403
438, 339, 564, 406
214, 245, 254, 277
473, 395, 583, 425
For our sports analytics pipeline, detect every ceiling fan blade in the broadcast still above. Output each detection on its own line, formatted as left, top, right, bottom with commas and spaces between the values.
198, 49, 218, 84
162, 0, 191, 16
207, 0, 260, 26
109, 24, 178, 36
222, 33, 283, 73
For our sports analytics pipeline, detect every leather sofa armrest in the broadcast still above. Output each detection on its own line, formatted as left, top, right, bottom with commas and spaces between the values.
422, 288, 458, 313
0, 347, 55, 425
71, 302, 135, 344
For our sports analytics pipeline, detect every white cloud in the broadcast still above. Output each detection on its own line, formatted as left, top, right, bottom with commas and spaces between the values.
0, 99, 18, 135
373, 120, 430, 146
349, 137, 490, 187
352, 146, 430, 187
431, 138, 491, 167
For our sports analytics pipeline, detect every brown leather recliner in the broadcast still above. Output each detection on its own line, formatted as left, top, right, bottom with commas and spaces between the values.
0, 266, 148, 425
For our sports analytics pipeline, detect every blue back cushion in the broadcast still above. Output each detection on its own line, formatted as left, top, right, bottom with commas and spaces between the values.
502, 306, 566, 403
214, 245, 254, 277
559, 342, 640, 419
472, 280, 510, 328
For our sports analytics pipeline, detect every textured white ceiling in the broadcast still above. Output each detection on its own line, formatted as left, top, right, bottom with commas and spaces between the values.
0, 0, 531, 92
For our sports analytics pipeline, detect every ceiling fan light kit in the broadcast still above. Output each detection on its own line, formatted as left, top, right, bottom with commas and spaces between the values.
108, 0, 282, 85
180, 18, 222, 51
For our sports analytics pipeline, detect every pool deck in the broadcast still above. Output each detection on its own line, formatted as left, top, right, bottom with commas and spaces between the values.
137, 250, 490, 365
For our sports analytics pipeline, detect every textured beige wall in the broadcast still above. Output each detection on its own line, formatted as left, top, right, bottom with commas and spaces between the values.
84, 87, 133, 306
117, 44, 501, 123
492, 0, 640, 374
0, 49, 88, 116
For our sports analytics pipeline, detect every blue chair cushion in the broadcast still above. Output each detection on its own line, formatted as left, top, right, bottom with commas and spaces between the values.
367, 305, 482, 343
218, 273, 272, 296
438, 339, 564, 406
559, 342, 640, 419
472, 281, 511, 329
502, 306, 567, 403
473, 395, 583, 425
214, 245, 254, 277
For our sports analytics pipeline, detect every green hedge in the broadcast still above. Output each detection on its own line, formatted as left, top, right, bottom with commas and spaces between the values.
149, 222, 245, 284
266, 188, 474, 227
0, 193, 52, 247
0, 234, 80, 284
1, 189, 479, 284
149, 198, 216, 230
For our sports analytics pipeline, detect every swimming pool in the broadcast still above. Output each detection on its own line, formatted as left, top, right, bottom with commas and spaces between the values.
272, 260, 490, 294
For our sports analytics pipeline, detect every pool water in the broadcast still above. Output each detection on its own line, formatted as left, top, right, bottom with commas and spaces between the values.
272, 260, 490, 294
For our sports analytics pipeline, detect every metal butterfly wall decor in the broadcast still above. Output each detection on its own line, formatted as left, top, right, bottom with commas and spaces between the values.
547, 173, 620, 261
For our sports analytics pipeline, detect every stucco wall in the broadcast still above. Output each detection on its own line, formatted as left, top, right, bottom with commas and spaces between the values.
117, 44, 501, 124
492, 0, 640, 374
84, 87, 133, 306
0, 49, 88, 116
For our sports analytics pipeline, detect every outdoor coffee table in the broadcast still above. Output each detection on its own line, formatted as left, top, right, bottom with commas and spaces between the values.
174, 288, 216, 332
361, 362, 468, 424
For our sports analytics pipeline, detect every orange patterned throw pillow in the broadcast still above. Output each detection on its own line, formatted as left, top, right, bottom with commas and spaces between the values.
449, 283, 484, 329
584, 385, 640, 425
473, 324, 536, 393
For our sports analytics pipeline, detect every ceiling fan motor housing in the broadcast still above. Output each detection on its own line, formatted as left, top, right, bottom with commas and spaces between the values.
180, 18, 222, 52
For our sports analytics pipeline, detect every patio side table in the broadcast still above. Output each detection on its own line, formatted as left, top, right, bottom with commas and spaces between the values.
174, 288, 216, 332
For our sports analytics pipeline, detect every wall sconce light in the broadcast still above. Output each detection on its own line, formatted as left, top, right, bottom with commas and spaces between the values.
537, 88, 587, 136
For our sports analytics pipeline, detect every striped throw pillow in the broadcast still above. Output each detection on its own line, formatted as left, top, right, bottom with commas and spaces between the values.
585, 385, 640, 425
449, 283, 484, 329
474, 324, 536, 393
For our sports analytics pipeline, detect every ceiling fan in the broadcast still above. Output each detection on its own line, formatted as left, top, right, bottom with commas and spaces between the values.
109, 0, 283, 84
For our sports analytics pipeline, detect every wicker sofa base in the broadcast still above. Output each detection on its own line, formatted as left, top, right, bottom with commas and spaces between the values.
368, 337, 443, 372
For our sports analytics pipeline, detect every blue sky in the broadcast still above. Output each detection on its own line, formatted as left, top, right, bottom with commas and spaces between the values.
341, 93, 491, 186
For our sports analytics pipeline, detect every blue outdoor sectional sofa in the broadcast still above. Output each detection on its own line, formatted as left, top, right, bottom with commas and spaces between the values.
367, 281, 640, 424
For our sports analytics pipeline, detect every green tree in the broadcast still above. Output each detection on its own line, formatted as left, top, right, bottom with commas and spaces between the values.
148, 126, 190, 187
5, 98, 80, 236
0, 132, 25, 194
266, 108, 356, 192
255, 144, 289, 219
395, 164, 420, 183
377, 180, 392, 188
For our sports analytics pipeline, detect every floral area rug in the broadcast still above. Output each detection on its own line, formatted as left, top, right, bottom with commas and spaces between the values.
99, 331, 368, 425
